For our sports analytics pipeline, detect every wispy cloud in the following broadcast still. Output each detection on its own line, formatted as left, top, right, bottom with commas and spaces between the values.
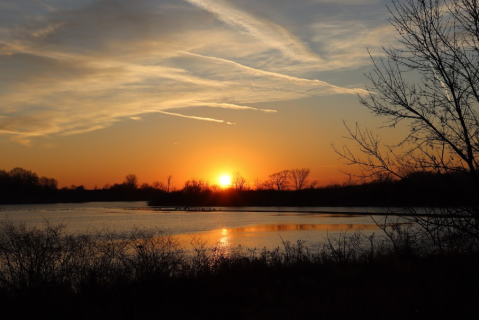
310, 20, 395, 69
183, 0, 322, 62
30, 22, 65, 38
0, 0, 392, 144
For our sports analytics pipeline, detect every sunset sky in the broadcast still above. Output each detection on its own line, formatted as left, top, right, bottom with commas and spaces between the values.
0, 0, 402, 189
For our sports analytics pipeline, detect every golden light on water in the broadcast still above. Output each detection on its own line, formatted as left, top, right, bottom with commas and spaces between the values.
219, 175, 231, 187
216, 228, 230, 250
173, 223, 380, 255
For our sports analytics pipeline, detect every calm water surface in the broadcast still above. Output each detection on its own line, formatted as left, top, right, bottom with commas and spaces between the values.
0, 202, 395, 250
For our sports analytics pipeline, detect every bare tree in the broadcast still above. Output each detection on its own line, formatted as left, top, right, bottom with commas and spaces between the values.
140, 183, 152, 190
253, 178, 263, 190
262, 180, 275, 190
340, 0, 479, 182
9, 168, 39, 187
308, 180, 319, 189
290, 168, 310, 190
334, 0, 479, 247
166, 175, 173, 193
152, 181, 165, 191
124, 174, 138, 189
231, 171, 247, 190
183, 179, 208, 193
39, 176, 58, 189
269, 170, 290, 191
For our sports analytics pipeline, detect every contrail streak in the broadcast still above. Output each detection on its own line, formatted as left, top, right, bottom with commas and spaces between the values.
189, 101, 276, 113
157, 111, 224, 123
180, 51, 368, 95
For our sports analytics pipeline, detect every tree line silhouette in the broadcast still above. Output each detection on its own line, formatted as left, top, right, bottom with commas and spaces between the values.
0, 167, 476, 206
0, 168, 58, 204
150, 170, 477, 207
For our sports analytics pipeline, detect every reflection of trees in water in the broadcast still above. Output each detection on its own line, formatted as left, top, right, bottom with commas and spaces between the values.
228, 224, 378, 233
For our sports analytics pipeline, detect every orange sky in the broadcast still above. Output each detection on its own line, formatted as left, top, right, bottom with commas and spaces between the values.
0, 0, 403, 189
0, 94, 403, 189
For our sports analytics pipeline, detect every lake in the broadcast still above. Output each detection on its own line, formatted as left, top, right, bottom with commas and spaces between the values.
0, 201, 397, 251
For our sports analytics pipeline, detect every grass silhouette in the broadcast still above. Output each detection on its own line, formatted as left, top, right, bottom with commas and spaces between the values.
0, 221, 477, 319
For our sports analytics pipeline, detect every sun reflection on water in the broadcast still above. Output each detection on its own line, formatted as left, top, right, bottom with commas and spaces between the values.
218, 228, 230, 248
177, 223, 380, 252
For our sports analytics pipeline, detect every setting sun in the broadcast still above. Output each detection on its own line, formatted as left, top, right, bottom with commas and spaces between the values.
219, 175, 231, 187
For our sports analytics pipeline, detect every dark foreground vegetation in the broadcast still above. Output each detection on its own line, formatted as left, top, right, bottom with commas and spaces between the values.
0, 221, 478, 320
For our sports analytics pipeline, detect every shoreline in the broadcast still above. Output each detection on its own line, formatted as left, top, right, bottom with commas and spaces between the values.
127, 206, 461, 217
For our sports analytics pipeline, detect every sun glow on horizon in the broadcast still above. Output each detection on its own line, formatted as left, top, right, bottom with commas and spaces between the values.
219, 175, 231, 187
